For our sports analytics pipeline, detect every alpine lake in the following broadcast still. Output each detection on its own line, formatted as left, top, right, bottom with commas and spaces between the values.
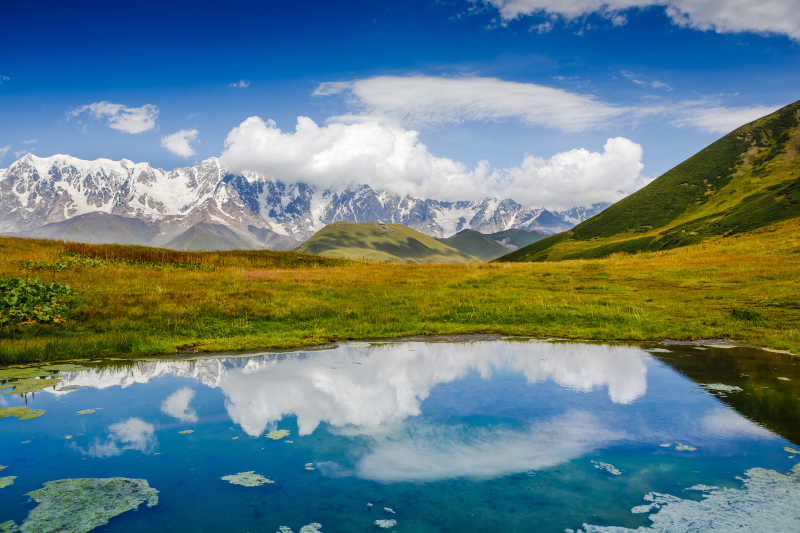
1, 339, 799, 532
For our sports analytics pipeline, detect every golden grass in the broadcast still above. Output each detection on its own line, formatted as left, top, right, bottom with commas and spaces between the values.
1, 217, 799, 364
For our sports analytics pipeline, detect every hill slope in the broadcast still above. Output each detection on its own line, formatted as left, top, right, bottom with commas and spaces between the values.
296, 222, 476, 263
164, 222, 260, 251
437, 228, 548, 260
436, 229, 510, 261
500, 100, 800, 262
29, 212, 158, 245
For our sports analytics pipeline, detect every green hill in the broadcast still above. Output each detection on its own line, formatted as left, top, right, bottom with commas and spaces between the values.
437, 228, 548, 260
436, 229, 509, 261
499, 100, 800, 262
296, 222, 476, 263
164, 222, 258, 251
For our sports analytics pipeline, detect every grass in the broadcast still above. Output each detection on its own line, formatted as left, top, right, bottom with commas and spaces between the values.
1, 217, 799, 364
502, 100, 800, 262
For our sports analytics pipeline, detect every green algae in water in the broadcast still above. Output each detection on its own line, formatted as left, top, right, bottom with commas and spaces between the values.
0, 367, 52, 380
76, 409, 96, 415
375, 519, 397, 528
40, 364, 87, 372
221, 471, 274, 487
0, 477, 16, 489
19, 477, 158, 533
178, 429, 194, 435
265, 429, 290, 440
0, 407, 45, 421
591, 460, 622, 476
1, 378, 59, 395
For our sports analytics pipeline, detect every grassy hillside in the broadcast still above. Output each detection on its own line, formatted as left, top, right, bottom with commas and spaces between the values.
501, 100, 800, 262
437, 229, 509, 261
1, 216, 798, 363
296, 222, 475, 263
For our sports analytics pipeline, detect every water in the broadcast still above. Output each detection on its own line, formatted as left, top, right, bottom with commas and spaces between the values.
1, 340, 799, 532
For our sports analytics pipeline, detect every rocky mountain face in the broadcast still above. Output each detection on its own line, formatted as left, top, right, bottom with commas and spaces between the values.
0, 154, 607, 249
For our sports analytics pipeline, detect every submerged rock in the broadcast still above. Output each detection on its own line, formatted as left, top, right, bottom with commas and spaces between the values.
375, 519, 397, 528
265, 429, 290, 440
0, 406, 45, 421
221, 471, 274, 487
19, 477, 158, 533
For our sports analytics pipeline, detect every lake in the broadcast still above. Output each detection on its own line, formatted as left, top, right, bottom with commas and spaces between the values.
1, 339, 799, 532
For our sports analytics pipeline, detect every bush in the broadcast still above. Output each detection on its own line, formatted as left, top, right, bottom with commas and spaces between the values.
0, 277, 73, 327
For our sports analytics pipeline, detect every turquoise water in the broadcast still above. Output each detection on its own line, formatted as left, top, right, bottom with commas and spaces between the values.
1, 340, 799, 532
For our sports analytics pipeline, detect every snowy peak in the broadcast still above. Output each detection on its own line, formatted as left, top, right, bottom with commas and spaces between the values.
0, 153, 607, 246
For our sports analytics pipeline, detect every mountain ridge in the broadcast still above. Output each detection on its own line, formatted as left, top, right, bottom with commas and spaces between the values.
0, 153, 606, 249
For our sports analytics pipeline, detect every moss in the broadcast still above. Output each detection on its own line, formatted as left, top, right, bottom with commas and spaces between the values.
221, 471, 274, 487
0, 406, 45, 421
20, 477, 158, 533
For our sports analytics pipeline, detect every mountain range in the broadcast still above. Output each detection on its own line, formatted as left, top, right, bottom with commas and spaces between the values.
0, 153, 606, 250
501, 99, 800, 262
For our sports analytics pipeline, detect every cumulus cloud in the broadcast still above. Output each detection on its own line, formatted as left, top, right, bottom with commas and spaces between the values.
356, 411, 623, 482
69, 101, 159, 134
161, 387, 198, 423
478, 0, 800, 41
229, 79, 251, 88
672, 104, 780, 134
220, 115, 647, 209
161, 128, 199, 157
87, 417, 156, 457
314, 75, 625, 132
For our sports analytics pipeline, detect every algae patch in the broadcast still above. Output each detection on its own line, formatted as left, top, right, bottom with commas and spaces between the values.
0, 476, 16, 489
591, 460, 622, 476
77, 409, 96, 416
265, 429, 290, 440
178, 429, 194, 435
19, 477, 158, 533
0, 406, 45, 421
375, 519, 397, 528
221, 471, 274, 487
701, 383, 743, 394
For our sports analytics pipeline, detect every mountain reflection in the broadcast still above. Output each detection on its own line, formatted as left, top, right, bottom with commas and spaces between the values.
51, 341, 648, 437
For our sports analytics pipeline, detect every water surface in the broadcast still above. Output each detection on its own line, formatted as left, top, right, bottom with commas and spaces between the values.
1, 340, 798, 532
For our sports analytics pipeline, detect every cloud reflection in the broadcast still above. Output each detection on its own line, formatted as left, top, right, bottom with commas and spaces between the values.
86, 417, 156, 457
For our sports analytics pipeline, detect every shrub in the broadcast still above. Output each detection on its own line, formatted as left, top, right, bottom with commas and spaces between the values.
0, 277, 73, 327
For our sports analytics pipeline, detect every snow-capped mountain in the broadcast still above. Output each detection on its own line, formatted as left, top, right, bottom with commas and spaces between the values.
0, 154, 607, 249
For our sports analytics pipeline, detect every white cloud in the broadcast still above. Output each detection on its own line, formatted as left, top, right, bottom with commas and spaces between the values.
672, 104, 780, 134
314, 75, 625, 132
229, 80, 251, 88
22, 138, 37, 145
87, 417, 156, 457
621, 70, 672, 91
220, 115, 647, 209
479, 0, 800, 41
69, 101, 159, 134
161, 128, 199, 158
0, 145, 9, 161
357, 411, 623, 482
699, 408, 774, 439
161, 387, 198, 423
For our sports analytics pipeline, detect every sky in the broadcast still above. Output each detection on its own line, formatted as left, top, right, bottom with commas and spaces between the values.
1, 0, 798, 209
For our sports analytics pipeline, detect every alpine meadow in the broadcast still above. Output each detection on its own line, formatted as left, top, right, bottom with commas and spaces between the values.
2, 3, 800, 532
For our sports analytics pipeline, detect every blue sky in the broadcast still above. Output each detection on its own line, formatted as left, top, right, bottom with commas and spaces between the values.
1, 0, 798, 208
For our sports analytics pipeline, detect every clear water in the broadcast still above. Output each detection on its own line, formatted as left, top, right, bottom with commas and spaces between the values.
1, 340, 799, 532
